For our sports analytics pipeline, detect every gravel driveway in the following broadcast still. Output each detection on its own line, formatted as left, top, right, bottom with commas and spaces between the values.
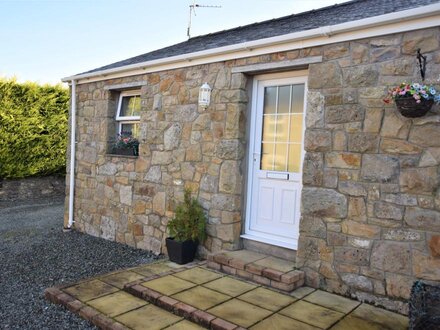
0, 198, 157, 329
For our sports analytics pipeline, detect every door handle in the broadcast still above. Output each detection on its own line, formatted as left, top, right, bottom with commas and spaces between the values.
253, 153, 260, 162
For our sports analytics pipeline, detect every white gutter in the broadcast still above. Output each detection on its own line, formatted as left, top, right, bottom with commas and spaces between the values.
67, 80, 76, 229
62, 3, 440, 84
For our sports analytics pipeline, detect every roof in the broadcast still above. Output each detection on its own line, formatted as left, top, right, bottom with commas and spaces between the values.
82, 0, 439, 75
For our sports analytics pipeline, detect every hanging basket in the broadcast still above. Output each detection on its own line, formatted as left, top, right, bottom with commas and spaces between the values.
395, 97, 433, 118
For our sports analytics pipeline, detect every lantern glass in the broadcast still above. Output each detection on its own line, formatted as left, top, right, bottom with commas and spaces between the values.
199, 82, 211, 108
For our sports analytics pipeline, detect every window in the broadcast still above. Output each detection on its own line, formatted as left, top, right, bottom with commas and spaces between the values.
116, 90, 141, 137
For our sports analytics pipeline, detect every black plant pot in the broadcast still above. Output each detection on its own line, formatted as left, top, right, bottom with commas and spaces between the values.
166, 237, 198, 265
395, 97, 434, 118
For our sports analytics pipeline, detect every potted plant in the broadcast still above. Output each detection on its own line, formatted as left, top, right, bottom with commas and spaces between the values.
384, 82, 440, 118
112, 131, 139, 156
166, 189, 207, 264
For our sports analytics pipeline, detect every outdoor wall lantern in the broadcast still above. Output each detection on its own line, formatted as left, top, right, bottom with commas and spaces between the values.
198, 82, 211, 109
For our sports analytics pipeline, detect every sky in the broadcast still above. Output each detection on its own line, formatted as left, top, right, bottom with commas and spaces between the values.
0, 0, 350, 85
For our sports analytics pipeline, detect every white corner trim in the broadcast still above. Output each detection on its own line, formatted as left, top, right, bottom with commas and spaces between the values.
62, 3, 440, 85
231, 56, 322, 73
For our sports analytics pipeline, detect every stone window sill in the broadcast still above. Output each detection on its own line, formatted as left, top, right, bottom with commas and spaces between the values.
105, 153, 138, 159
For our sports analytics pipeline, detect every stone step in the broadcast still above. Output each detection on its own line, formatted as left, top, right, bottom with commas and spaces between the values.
207, 250, 304, 292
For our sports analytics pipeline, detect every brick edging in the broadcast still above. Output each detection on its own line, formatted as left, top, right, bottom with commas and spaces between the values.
123, 282, 240, 330
44, 287, 129, 330
207, 253, 305, 292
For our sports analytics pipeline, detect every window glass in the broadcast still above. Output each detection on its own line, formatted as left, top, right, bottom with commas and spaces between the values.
120, 95, 141, 117
120, 123, 140, 138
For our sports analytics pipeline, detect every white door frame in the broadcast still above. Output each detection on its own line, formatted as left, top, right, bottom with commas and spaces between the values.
242, 70, 308, 250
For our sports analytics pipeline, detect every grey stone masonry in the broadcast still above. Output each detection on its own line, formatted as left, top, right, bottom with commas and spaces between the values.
65, 26, 440, 314
297, 28, 440, 315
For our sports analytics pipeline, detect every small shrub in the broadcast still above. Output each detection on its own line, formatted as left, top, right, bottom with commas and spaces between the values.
167, 189, 207, 242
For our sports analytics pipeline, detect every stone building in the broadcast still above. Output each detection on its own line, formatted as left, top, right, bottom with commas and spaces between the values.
62, 0, 440, 314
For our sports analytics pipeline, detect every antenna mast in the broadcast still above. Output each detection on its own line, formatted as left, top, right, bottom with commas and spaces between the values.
187, 1, 221, 39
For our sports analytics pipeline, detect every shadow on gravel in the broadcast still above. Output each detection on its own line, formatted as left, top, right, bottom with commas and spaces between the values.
0, 199, 158, 329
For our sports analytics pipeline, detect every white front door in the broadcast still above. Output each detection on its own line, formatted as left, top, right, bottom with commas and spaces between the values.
244, 71, 307, 250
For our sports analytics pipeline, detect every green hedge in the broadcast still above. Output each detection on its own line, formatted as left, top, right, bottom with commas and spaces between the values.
0, 78, 69, 179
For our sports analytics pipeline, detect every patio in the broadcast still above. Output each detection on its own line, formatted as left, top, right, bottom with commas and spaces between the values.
45, 260, 408, 330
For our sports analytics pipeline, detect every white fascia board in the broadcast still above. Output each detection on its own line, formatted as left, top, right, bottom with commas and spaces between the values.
62, 3, 440, 85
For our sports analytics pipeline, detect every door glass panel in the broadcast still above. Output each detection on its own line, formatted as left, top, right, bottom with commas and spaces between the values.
261, 143, 275, 170
289, 114, 303, 143
278, 85, 291, 114
260, 83, 305, 172
274, 143, 287, 171
275, 115, 289, 143
262, 115, 276, 142
288, 144, 302, 172
264, 87, 277, 114
291, 84, 305, 113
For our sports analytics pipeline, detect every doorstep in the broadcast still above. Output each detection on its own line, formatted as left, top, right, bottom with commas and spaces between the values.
45, 260, 409, 330
207, 250, 304, 292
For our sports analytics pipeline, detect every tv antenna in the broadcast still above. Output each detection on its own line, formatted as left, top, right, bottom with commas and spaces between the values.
187, 1, 221, 39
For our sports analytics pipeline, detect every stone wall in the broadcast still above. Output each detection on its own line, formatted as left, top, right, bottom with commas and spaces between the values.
64, 63, 248, 256
297, 27, 440, 314
66, 26, 440, 312
0, 175, 65, 205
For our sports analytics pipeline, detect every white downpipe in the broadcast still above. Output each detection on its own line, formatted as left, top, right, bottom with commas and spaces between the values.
67, 80, 76, 229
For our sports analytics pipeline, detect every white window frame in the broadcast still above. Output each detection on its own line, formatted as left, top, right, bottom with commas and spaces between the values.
116, 90, 141, 135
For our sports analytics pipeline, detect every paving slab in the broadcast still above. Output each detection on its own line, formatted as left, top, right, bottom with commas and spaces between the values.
115, 304, 182, 330
351, 303, 408, 330
250, 313, 320, 330
64, 279, 119, 302
100, 270, 146, 289
142, 275, 196, 296
165, 320, 205, 330
132, 262, 176, 276
87, 291, 147, 317
290, 286, 315, 299
252, 256, 295, 273
172, 286, 230, 310
173, 267, 223, 285
238, 287, 296, 312
330, 315, 384, 330
304, 290, 360, 313
279, 300, 344, 329
208, 298, 273, 328
203, 276, 257, 297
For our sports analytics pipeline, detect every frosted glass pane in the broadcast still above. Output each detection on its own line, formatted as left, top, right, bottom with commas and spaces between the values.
275, 115, 289, 143
288, 144, 302, 172
274, 143, 287, 171
261, 143, 274, 170
278, 85, 290, 114
120, 95, 141, 117
264, 87, 277, 114
262, 115, 276, 142
291, 84, 305, 113
289, 114, 303, 143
